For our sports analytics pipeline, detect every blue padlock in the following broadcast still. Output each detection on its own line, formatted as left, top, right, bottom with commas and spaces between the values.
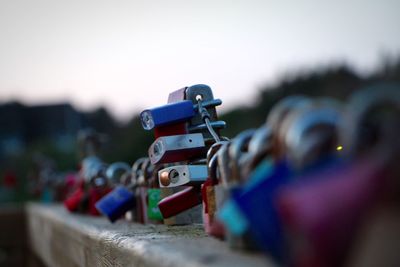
218, 158, 276, 236
140, 100, 195, 130
220, 160, 292, 261
95, 186, 136, 223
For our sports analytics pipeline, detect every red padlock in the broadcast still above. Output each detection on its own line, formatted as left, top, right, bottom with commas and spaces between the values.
158, 186, 202, 219
64, 179, 87, 212
154, 122, 188, 139
202, 141, 229, 238
88, 186, 113, 216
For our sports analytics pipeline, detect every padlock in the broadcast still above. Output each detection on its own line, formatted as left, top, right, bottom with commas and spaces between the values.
228, 129, 257, 183
221, 160, 293, 261
158, 165, 208, 187
82, 158, 113, 216
156, 164, 206, 219
158, 186, 202, 219
283, 103, 343, 170
167, 87, 187, 103
167, 84, 226, 140
153, 122, 188, 139
94, 161, 133, 222
344, 85, 400, 267
160, 187, 203, 225
88, 175, 113, 216
276, 157, 383, 267
105, 162, 131, 186
241, 125, 273, 177
217, 123, 275, 241
219, 129, 263, 250
341, 83, 400, 157
144, 85, 225, 140
143, 163, 164, 223
140, 100, 195, 130
64, 180, 88, 212
123, 157, 147, 222
134, 158, 153, 224
64, 156, 106, 214
81, 156, 106, 183
202, 141, 229, 238
95, 185, 136, 222
147, 188, 163, 221
148, 133, 206, 164
266, 96, 313, 159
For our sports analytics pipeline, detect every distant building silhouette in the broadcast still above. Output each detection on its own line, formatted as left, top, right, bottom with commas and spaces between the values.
0, 102, 85, 159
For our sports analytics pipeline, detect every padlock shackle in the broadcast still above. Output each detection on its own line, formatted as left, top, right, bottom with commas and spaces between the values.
267, 96, 313, 159
137, 158, 153, 186
242, 126, 274, 178
342, 84, 400, 157
229, 129, 257, 183
208, 152, 220, 184
207, 141, 229, 163
106, 162, 131, 185
216, 142, 232, 188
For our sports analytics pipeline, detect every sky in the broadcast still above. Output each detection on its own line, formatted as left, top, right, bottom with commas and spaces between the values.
0, 0, 399, 121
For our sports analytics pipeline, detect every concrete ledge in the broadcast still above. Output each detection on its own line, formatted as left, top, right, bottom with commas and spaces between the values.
27, 203, 274, 267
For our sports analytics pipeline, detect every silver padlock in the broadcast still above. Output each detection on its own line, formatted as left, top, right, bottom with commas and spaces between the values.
158, 165, 208, 187
283, 101, 343, 169
105, 162, 131, 186
266, 96, 313, 159
241, 125, 273, 178
229, 129, 257, 183
148, 133, 206, 164
124, 157, 147, 222
203, 141, 230, 238
225, 129, 260, 250
341, 84, 400, 157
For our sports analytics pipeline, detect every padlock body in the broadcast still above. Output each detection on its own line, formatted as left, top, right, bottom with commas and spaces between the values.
158, 165, 208, 187
64, 186, 86, 212
95, 186, 136, 222
158, 186, 201, 218
154, 122, 188, 139
223, 161, 292, 260
135, 187, 148, 224
277, 157, 385, 267
201, 181, 225, 238
148, 133, 206, 164
140, 100, 194, 130
88, 186, 112, 216
147, 189, 163, 221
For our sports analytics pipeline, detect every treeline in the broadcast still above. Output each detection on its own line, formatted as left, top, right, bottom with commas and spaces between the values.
3, 59, 400, 175
101, 59, 400, 165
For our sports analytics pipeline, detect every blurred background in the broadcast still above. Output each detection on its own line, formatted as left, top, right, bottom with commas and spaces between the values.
0, 0, 399, 202
0, 1, 399, 266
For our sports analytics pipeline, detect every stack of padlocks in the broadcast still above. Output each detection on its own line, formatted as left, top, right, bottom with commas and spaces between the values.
96, 84, 227, 224
67, 83, 398, 266
64, 129, 132, 216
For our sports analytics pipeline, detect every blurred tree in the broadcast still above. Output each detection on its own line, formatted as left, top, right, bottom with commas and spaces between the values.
1, 58, 400, 202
